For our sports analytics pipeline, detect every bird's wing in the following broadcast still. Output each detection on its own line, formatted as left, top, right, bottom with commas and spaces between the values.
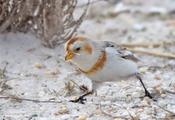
101, 41, 139, 62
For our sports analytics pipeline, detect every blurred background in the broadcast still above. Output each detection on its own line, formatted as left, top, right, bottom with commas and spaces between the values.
0, 0, 175, 119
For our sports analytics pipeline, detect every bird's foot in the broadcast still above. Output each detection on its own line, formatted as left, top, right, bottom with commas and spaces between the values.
70, 95, 87, 104
70, 91, 93, 104
140, 91, 157, 101
145, 90, 153, 99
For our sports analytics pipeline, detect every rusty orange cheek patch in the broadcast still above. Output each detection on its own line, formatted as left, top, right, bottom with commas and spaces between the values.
79, 51, 107, 75
84, 43, 92, 54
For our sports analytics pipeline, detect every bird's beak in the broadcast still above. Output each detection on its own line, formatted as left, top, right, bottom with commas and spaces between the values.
65, 52, 74, 61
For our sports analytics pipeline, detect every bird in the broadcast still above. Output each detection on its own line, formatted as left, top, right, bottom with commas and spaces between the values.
64, 36, 153, 104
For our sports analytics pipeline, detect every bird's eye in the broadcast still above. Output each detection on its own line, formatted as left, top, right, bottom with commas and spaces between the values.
75, 47, 81, 51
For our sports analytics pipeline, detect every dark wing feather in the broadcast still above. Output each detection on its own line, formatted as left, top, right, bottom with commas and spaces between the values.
102, 41, 139, 62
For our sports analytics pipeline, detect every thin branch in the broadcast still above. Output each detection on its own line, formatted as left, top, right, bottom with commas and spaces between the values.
98, 103, 138, 119
128, 48, 175, 59
64, 0, 90, 41
156, 104, 175, 115
99, 104, 127, 119
70, 80, 81, 89
70, 80, 88, 92
0, 62, 10, 93
122, 105, 138, 120
0, 6, 17, 32
164, 89, 175, 94
0, 96, 62, 103
77, 0, 107, 8
0, 62, 8, 79
120, 41, 175, 48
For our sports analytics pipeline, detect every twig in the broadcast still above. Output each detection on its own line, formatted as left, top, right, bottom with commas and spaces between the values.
121, 43, 161, 48
120, 41, 175, 48
70, 80, 88, 92
0, 62, 8, 79
128, 48, 175, 59
164, 90, 175, 94
67, 0, 90, 40
70, 80, 81, 89
0, 96, 62, 104
0, 62, 10, 93
156, 104, 175, 115
122, 105, 138, 120
77, 0, 107, 8
0, 7, 17, 32
99, 104, 127, 119
99, 103, 138, 119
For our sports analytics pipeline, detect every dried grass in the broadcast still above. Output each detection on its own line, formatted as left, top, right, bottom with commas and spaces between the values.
0, 0, 89, 48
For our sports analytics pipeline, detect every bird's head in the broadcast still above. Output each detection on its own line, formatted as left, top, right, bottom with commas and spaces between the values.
64, 36, 106, 73
64, 36, 94, 62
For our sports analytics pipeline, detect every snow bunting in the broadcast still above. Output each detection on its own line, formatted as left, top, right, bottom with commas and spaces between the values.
65, 36, 153, 103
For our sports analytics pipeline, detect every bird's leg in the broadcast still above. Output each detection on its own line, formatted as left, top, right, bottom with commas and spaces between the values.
136, 73, 153, 99
70, 90, 93, 104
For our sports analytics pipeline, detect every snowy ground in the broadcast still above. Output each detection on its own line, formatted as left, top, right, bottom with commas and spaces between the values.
0, 0, 175, 120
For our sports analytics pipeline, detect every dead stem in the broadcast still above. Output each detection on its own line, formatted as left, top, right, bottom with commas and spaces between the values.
128, 48, 175, 59
99, 104, 127, 119
156, 104, 175, 115
77, 0, 107, 8
0, 62, 8, 79
0, 96, 62, 104
120, 41, 175, 48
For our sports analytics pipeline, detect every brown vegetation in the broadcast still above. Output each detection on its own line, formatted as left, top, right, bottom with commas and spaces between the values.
0, 0, 89, 48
